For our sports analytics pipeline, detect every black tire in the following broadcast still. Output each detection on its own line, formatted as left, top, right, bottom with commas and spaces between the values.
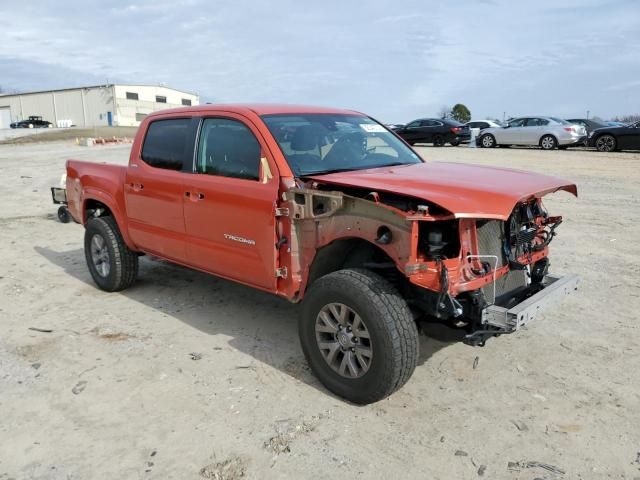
450, 139, 461, 147
479, 133, 496, 148
595, 134, 616, 152
84, 216, 138, 292
57, 206, 70, 223
433, 135, 444, 147
300, 268, 419, 404
540, 134, 558, 150
558, 145, 569, 150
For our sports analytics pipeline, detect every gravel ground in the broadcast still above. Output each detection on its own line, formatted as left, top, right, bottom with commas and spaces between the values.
0, 141, 639, 479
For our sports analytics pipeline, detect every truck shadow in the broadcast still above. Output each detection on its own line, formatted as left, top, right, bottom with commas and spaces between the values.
35, 246, 464, 399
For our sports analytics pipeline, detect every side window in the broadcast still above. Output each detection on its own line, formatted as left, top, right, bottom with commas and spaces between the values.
406, 120, 421, 128
141, 118, 191, 171
197, 118, 261, 181
509, 118, 526, 127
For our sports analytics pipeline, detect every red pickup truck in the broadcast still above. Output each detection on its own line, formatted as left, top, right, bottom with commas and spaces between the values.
60, 104, 578, 404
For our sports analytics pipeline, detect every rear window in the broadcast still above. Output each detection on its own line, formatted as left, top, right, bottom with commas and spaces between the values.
141, 119, 191, 171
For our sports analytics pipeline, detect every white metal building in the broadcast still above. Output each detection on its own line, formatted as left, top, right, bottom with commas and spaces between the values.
0, 84, 199, 128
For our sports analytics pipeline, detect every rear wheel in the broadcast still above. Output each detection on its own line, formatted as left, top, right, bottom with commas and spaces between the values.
57, 206, 70, 223
540, 134, 557, 150
300, 269, 418, 404
595, 134, 616, 152
480, 133, 496, 148
450, 139, 461, 146
84, 216, 138, 292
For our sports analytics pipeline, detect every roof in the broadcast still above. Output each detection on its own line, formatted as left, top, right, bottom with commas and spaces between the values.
146, 103, 363, 118
0, 83, 198, 97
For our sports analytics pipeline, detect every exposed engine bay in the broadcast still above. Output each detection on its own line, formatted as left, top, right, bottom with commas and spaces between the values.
286, 180, 572, 345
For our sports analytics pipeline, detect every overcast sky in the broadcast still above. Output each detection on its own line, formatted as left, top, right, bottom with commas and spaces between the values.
1, 0, 638, 122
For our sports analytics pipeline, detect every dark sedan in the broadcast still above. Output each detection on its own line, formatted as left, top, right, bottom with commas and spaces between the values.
10, 115, 53, 129
588, 120, 640, 152
392, 118, 470, 146
566, 118, 609, 136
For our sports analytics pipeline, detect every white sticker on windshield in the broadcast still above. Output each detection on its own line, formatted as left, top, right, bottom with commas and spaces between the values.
360, 124, 386, 133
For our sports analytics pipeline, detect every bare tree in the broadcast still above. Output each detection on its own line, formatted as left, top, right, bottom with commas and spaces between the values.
438, 105, 451, 119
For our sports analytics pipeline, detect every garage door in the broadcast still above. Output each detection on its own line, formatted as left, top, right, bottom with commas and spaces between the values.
0, 107, 10, 128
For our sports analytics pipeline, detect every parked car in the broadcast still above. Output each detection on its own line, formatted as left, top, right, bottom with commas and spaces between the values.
10, 115, 53, 129
588, 120, 640, 152
392, 118, 471, 146
55, 104, 579, 404
465, 119, 502, 130
606, 121, 628, 127
477, 116, 586, 150
566, 118, 608, 137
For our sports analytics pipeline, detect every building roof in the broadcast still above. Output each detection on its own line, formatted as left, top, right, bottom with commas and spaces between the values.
0, 83, 198, 97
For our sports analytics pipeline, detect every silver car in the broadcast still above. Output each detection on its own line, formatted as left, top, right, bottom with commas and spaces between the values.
478, 116, 587, 150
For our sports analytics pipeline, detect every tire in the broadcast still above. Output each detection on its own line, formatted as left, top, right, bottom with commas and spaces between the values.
57, 206, 70, 223
450, 139, 461, 147
479, 133, 496, 148
558, 145, 568, 150
595, 134, 616, 152
300, 268, 419, 404
28, 123, 34, 129
84, 216, 138, 292
433, 135, 444, 147
540, 134, 557, 150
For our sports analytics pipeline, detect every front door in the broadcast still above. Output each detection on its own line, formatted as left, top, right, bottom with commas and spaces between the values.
124, 117, 196, 262
617, 122, 640, 149
183, 116, 279, 290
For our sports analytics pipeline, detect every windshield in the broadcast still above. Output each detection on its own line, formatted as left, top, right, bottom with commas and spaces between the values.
261, 113, 422, 176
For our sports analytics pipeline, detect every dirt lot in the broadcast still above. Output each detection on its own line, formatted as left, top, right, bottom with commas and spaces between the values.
1, 141, 639, 479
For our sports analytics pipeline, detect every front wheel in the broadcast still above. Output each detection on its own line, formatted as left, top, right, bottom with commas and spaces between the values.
479, 133, 496, 148
450, 139, 461, 146
84, 216, 139, 292
300, 269, 419, 404
595, 134, 616, 152
540, 134, 557, 150
433, 135, 445, 147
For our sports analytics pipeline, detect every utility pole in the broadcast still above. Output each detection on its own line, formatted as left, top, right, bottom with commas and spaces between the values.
503, 111, 506, 123
586, 110, 590, 120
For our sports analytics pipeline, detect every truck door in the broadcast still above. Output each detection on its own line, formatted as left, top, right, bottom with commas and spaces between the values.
183, 116, 279, 291
124, 117, 197, 262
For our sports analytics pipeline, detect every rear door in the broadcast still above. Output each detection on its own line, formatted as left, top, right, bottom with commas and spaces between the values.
183, 115, 280, 290
524, 117, 549, 144
124, 117, 198, 262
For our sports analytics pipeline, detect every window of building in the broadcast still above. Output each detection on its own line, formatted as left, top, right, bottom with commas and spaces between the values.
126, 91, 139, 100
135, 113, 147, 122
182, 98, 192, 106
156, 95, 167, 103
141, 119, 191, 171
196, 118, 261, 181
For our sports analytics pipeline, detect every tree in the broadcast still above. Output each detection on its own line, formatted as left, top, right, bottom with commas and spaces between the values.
451, 104, 471, 123
438, 105, 451, 119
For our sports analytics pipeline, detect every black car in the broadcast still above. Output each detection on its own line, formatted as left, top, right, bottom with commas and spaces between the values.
392, 118, 470, 146
10, 115, 53, 129
588, 120, 640, 152
566, 118, 608, 136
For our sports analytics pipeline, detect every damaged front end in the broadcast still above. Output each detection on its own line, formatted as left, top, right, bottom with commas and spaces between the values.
282, 178, 578, 347
405, 199, 578, 345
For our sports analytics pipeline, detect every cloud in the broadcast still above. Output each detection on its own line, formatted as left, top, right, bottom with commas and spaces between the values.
0, 0, 639, 121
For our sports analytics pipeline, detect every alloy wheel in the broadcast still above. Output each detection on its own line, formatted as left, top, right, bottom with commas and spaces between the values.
90, 233, 111, 277
596, 135, 615, 152
315, 302, 373, 378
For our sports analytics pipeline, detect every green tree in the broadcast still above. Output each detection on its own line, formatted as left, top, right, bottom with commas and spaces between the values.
451, 103, 471, 123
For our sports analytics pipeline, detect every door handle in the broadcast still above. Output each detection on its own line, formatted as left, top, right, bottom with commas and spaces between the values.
129, 183, 144, 191
185, 191, 205, 201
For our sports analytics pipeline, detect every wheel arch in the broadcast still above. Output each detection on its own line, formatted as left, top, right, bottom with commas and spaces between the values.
305, 237, 401, 294
539, 133, 558, 147
82, 192, 137, 251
